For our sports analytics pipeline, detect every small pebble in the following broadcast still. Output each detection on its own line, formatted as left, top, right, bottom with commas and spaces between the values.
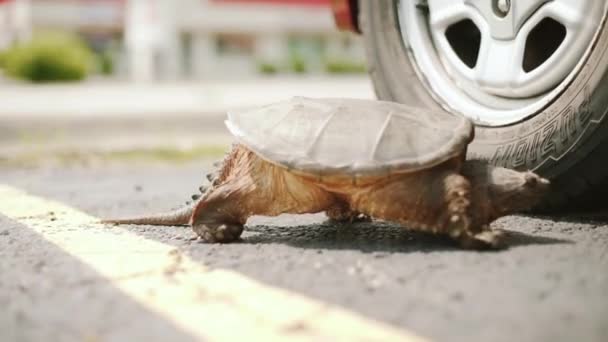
366, 279, 383, 292
372, 252, 388, 259
134, 185, 143, 192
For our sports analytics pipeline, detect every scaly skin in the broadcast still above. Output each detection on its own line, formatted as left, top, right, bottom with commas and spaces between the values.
104, 144, 550, 249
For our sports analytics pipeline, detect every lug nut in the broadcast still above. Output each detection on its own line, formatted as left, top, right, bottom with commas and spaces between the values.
496, 0, 510, 15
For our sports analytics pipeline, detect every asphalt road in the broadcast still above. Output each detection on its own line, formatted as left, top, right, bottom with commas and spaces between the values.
2, 160, 607, 342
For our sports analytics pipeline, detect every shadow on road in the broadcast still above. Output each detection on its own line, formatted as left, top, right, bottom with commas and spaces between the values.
239, 220, 572, 253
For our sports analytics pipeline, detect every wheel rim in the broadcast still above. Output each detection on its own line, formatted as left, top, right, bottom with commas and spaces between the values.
398, 0, 608, 126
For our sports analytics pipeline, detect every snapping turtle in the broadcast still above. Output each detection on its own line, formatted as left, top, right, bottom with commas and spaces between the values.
103, 97, 550, 249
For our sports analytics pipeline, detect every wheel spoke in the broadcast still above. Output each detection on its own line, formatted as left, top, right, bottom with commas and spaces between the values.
474, 35, 524, 92
541, 0, 595, 31
427, 0, 468, 31
506, 0, 550, 36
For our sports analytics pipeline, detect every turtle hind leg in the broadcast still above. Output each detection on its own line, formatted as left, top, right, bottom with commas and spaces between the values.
190, 146, 337, 243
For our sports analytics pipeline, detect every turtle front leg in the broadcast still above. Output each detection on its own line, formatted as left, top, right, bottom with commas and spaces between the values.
455, 160, 551, 249
189, 145, 337, 243
456, 228, 506, 249
349, 168, 505, 249
441, 172, 507, 249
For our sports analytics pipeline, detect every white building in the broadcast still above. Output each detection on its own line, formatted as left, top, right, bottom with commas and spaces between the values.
0, 0, 31, 50
184, 0, 365, 79
21, 0, 365, 81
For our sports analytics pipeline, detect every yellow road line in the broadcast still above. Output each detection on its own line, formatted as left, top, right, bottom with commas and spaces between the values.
0, 184, 429, 341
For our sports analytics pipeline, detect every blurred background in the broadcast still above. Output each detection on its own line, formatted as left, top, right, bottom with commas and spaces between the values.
0, 0, 375, 166
0, 0, 367, 81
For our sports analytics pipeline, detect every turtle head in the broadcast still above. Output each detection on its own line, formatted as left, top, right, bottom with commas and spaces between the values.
487, 167, 550, 215
463, 160, 550, 222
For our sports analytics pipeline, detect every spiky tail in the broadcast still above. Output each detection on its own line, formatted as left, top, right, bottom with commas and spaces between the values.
100, 204, 195, 226
101, 147, 234, 227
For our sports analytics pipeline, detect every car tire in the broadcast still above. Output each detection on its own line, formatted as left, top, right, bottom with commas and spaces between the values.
359, 0, 608, 212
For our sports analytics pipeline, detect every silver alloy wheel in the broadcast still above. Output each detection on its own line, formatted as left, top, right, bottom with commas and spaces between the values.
399, 0, 608, 126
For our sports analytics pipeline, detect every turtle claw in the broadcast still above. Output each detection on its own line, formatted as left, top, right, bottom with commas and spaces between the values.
459, 229, 507, 250
351, 213, 372, 223
326, 212, 372, 224
193, 222, 243, 243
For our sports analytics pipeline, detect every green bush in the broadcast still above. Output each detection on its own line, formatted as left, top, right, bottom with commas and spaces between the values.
325, 59, 367, 74
2, 31, 95, 82
0, 50, 7, 68
258, 61, 278, 74
289, 54, 307, 73
97, 50, 114, 75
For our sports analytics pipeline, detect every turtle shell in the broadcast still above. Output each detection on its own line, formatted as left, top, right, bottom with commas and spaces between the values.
224, 96, 474, 177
